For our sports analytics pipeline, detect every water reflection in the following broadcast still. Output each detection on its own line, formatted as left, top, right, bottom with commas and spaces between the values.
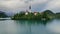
46, 19, 60, 34
13, 20, 52, 34
0, 19, 60, 34
14, 20, 51, 26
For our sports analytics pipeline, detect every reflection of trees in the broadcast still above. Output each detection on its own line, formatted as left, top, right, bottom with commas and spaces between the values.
14, 20, 53, 34
14, 20, 52, 25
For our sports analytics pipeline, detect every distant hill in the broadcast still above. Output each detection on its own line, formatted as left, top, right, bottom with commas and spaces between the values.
0, 11, 8, 18
43, 10, 54, 14
41, 10, 55, 19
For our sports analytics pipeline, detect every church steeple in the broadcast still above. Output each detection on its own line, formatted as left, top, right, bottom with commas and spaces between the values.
25, 0, 32, 12
29, 5, 31, 10
29, 5, 32, 12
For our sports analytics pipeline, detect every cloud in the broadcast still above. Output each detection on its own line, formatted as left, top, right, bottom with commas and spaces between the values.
0, 0, 26, 9
0, 0, 48, 13
45, 0, 60, 13
0, 0, 60, 14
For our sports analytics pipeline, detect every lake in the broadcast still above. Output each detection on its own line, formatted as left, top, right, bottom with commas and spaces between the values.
0, 19, 60, 34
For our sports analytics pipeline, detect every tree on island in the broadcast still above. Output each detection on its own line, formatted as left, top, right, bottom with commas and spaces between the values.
55, 13, 60, 18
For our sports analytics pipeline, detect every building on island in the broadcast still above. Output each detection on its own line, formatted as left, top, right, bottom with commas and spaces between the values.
25, 5, 40, 16
25, 10, 29, 15
25, 5, 32, 15
34, 12, 38, 16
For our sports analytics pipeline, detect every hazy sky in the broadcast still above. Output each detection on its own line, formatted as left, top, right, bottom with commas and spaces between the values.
0, 0, 60, 14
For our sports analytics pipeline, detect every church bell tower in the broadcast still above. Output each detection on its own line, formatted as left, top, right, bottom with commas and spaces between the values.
29, 5, 32, 12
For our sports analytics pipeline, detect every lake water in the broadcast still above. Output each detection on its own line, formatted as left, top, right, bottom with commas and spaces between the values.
0, 19, 60, 34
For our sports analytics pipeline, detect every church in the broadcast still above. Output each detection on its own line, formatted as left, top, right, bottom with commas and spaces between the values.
25, 6, 38, 16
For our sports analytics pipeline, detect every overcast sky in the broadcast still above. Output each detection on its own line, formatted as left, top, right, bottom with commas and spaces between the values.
0, 0, 60, 14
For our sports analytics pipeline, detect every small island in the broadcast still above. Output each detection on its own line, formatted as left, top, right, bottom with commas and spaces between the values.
12, 10, 55, 20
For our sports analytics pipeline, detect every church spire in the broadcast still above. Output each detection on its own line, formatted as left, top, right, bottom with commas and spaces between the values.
29, 5, 31, 10
29, 5, 32, 12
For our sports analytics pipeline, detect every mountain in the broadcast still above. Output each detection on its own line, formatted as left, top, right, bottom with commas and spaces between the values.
41, 10, 55, 19
0, 11, 8, 18
43, 10, 54, 14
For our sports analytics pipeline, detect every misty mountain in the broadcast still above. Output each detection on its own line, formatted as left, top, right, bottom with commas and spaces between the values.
0, 11, 8, 18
